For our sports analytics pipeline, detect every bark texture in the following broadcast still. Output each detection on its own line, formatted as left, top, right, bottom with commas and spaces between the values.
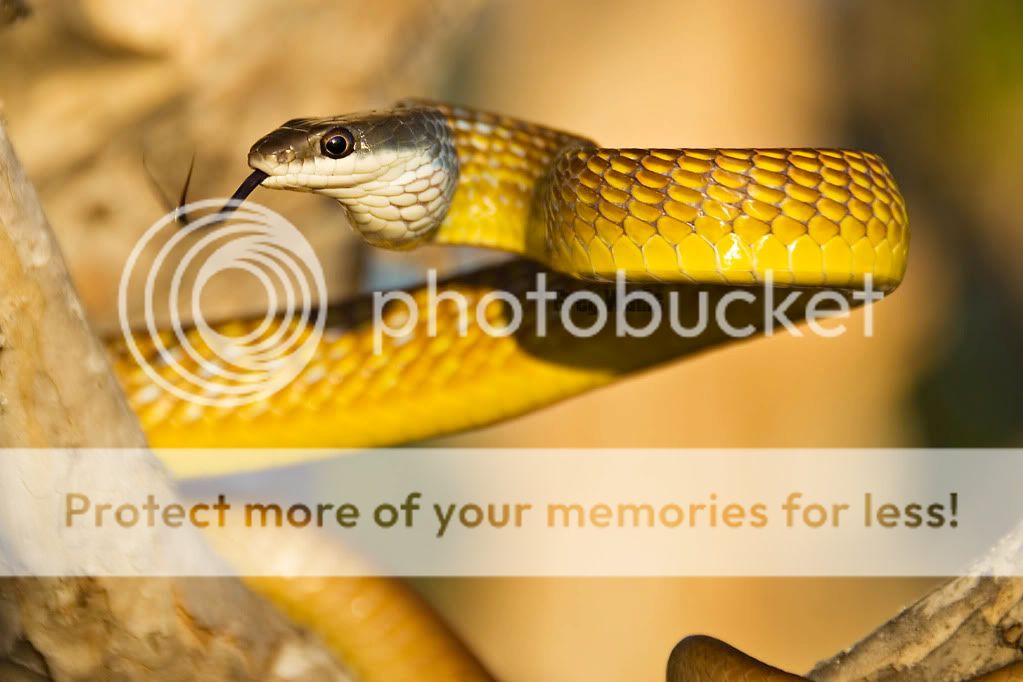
810, 531, 1023, 680
809, 579, 1023, 680
0, 115, 351, 681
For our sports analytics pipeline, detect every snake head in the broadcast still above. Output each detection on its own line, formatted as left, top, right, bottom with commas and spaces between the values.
243, 104, 459, 248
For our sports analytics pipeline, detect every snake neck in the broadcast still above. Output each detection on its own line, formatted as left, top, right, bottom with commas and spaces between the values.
423, 101, 596, 262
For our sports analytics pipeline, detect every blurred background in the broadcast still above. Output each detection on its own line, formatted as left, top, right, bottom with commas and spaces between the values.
2, 0, 1021, 679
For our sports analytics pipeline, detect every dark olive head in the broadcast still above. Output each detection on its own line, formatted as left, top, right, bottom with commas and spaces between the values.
241, 104, 460, 247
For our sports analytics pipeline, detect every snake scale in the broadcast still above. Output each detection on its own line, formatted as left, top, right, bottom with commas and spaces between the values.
108, 100, 914, 680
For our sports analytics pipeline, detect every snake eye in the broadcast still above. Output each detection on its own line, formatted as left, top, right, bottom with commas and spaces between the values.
321, 128, 355, 159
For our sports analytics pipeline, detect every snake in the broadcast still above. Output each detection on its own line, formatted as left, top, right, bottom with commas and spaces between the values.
107, 100, 912, 680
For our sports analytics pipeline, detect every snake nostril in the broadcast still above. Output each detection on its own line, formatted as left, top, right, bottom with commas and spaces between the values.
274, 149, 296, 164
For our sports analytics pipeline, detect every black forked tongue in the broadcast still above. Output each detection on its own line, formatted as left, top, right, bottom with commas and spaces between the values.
217, 169, 270, 219
174, 168, 269, 228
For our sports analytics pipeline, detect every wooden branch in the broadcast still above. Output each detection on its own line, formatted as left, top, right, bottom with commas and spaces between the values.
810, 527, 1023, 680
0, 116, 351, 680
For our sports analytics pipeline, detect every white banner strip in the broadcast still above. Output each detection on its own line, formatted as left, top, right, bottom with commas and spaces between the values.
0, 448, 1019, 577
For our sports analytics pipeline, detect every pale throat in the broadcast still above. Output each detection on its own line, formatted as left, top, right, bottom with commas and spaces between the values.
323, 150, 459, 248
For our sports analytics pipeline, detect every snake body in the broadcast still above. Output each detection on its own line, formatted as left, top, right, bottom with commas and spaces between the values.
247, 100, 907, 289
108, 101, 910, 680
112, 100, 909, 455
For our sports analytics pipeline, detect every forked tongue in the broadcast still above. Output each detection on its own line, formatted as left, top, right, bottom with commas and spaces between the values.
217, 169, 270, 219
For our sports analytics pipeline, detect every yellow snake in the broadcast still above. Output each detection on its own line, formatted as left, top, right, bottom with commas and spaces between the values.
108, 100, 912, 680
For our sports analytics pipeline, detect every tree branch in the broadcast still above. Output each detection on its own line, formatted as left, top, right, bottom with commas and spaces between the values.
810, 527, 1023, 680
0, 115, 350, 681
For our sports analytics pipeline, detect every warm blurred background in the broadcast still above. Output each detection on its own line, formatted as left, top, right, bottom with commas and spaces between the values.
2, 0, 1021, 679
